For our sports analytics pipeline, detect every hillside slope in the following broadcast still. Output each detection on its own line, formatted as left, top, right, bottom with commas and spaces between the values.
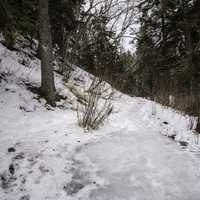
0, 43, 200, 200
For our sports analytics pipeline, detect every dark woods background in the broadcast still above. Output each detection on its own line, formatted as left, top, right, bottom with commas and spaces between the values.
135, 0, 200, 131
0, 0, 200, 130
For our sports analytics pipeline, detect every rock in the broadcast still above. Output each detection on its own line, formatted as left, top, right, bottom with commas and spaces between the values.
9, 164, 15, 175
13, 152, 25, 160
179, 141, 188, 147
163, 121, 169, 125
8, 147, 16, 153
63, 180, 84, 195
168, 135, 176, 140
0, 173, 9, 189
0, 171, 16, 189
19, 194, 30, 200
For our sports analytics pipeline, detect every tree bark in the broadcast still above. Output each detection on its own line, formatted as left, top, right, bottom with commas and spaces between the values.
38, 0, 56, 106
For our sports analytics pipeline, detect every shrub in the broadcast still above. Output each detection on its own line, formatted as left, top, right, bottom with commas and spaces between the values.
77, 78, 113, 131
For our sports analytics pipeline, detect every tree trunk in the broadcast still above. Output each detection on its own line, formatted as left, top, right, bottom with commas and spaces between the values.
38, 0, 56, 106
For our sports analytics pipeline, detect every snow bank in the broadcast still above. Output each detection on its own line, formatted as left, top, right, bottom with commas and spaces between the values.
139, 99, 200, 151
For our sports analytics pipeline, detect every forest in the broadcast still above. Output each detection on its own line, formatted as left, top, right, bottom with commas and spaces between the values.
0, 0, 200, 200
1, 0, 200, 124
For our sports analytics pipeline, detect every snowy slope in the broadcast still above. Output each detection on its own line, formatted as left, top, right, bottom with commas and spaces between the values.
0, 43, 105, 200
0, 43, 200, 200
77, 98, 200, 200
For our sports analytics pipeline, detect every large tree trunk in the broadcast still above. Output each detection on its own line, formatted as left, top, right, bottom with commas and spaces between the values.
38, 0, 56, 106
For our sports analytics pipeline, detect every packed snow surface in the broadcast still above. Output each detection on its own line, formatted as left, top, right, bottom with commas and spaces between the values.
79, 100, 200, 200
0, 43, 200, 200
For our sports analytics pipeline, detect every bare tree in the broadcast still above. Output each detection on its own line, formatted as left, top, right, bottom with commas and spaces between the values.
38, 0, 56, 106
83, 0, 136, 44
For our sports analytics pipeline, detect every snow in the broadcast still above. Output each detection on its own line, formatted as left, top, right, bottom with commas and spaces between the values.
77, 97, 200, 200
0, 43, 200, 200
81, 132, 200, 200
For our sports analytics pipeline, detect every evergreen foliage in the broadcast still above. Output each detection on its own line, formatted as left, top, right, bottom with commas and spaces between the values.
135, 0, 200, 129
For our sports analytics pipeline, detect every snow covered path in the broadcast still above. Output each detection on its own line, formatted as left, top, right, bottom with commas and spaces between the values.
79, 130, 200, 200
74, 98, 200, 200
1, 42, 200, 200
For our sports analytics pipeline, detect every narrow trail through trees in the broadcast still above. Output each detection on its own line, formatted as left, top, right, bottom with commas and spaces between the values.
74, 100, 200, 200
